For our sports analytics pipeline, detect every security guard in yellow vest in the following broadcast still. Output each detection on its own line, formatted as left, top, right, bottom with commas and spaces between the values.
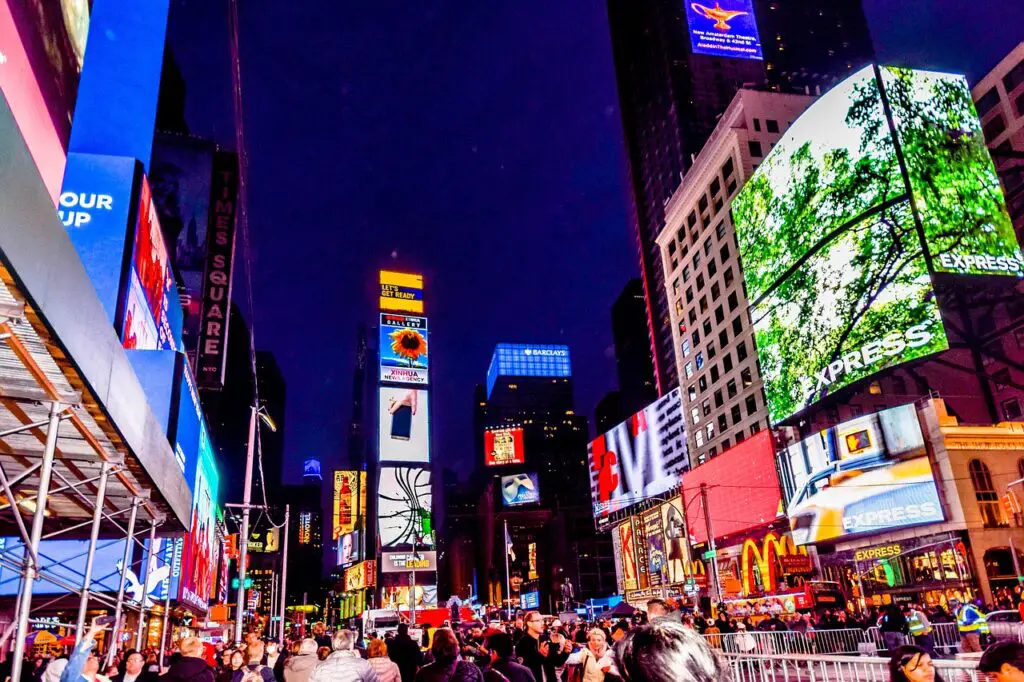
951, 598, 988, 653
907, 603, 935, 657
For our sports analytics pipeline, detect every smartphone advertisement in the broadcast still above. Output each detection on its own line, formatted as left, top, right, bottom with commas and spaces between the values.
379, 387, 430, 463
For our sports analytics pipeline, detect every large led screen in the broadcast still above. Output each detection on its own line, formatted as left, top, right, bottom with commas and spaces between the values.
333, 471, 366, 541
660, 497, 690, 585
485, 428, 525, 467
380, 270, 424, 314
379, 387, 430, 463
380, 313, 429, 386
733, 66, 1022, 424
684, 0, 762, 61
501, 472, 540, 507
588, 388, 688, 518
378, 466, 433, 549
617, 521, 638, 592
776, 403, 944, 546
179, 430, 219, 611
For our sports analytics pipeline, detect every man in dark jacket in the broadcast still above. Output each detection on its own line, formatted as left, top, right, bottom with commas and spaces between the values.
486, 634, 534, 682
161, 638, 215, 682
514, 613, 568, 682
387, 624, 423, 682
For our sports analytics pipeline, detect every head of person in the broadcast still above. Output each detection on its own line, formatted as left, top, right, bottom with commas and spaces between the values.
247, 640, 265, 663
980, 641, 1024, 682
615, 620, 726, 682
611, 621, 630, 642
367, 639, 389, 659
889, 645, 940, 682
317, 647, 331, 661
266, 642, 279, 657
126, 652, 145, 675
83, 656, 100, 679
331, 630, 356, 652
431, 628, 460, 667
180, 637, 204, 659
221, 650, 233, 666
949, 598, 961, 610
298, 639, 318, 657
312, 623, 326, 637
397, 623, 410, 638
42, 658, 69, 682
643, 599, 667, 620
524, 611, 544, 637
230, 650, 246, 670
487, 633, 513, 662
587, 628, 608, 656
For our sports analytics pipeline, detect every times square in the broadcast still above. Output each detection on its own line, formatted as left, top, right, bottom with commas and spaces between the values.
0, 2, 1024, 682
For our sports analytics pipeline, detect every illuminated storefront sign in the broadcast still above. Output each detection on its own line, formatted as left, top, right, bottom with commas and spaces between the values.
298, 512, 312, 545
854, 544, 903, 562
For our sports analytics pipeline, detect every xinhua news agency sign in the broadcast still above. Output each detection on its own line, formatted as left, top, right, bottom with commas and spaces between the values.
196, 152, 239, 390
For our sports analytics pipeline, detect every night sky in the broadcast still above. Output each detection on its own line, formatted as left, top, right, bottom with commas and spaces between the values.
167, 0, 1023, 483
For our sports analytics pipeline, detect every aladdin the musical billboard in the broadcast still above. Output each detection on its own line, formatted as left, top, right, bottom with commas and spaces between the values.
684, 0, 763, 60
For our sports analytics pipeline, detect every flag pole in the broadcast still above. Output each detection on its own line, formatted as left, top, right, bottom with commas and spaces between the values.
504, 519, 512, 616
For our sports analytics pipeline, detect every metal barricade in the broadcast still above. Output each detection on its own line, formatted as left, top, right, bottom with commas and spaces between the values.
723, 652, 986, 682
708, 628, 877, 657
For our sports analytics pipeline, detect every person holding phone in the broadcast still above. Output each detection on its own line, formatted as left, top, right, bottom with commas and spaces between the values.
59, 617, 111, 682
514, 613, 568, 682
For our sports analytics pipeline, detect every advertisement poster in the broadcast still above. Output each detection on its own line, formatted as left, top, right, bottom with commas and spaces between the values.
501, 473, 540, 507
528, 543, 538, 580
381, 584, 437, 609
684, 0, 763, 60
178, 434, 219, 611
379, 387, 430, 463
378, 467, 433, 548
611, 527, 625, 594
632, 515, 650, 590
380, 270, 424, 314
337, 531, 361, 566
303, 458, 322, 479
344, 561, 377, 591
643, 508, 665, 587
520, 591, 540, 609
660, 498, 690, 585
776, 403, 944, 545
484, 428, 526, 466
333, 471, 365, 540
618, 521, 639, 592
589, 388, 688, 518
381, 551, 437, 573
380, 313, 429, 385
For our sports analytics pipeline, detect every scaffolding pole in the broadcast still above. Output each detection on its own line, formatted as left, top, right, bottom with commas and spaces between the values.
135, 520, 158, 648
106, 498, 140, 668
10, 401, 60, 682
76, 461, 111, 642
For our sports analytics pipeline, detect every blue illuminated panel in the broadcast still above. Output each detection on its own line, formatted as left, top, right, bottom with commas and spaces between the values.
486, 343, 571, 397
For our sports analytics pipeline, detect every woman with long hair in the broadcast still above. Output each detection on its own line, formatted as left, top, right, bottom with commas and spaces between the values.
889, 645, 942, 682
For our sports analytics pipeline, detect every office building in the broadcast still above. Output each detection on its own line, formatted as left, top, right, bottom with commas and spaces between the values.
607, 0, 875, 392
655, 89, 814, 463
611, 279, 658, 415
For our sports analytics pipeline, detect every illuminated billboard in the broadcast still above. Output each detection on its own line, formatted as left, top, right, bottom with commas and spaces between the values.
337, 531, 361, 566
122, 175, 182, 351
520, 591, 540, 609
776, 403, 944, 545
617, 522, 639, 592
486, 344, 571, 397
303, 458, 322, 479
484, 428, 525, 467
380, 313, 429, 386
733, 66, 1021, 424
684, 0, 762, 61
683, 430, 781, 544
179, 429, 219, 611
642, 508, 665, 587
344, 560, 377, 591
660, 497, 690, 585
380, 271, 424, 314
379, 387, 430, 463
381, 584, 437, 610
588, 388, 688, 518
381, 551, 438, 573
298, 512, 312, 545
378, 466, 433, 548
332, 471, 366, 541
527, 543, 538, 580
247, 527, 280, 553
501, 473, 540, 507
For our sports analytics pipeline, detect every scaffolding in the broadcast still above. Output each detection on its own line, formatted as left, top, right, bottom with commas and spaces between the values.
0, 265, 180, 680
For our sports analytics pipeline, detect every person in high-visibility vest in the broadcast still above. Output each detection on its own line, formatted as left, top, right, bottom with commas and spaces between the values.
906, 603, 935, 658
949, 598, 988, 653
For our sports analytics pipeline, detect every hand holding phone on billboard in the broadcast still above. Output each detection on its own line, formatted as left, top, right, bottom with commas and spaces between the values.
389, 391, 417, 441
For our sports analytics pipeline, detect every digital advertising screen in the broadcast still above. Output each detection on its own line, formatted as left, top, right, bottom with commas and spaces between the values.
501, 472, 540, 507
381, 584, 437, 610
174, 362, 202, 487
380, 270, 424, 314
380, 313, 429, 386
642, 508, 665, 587
333, 471, 366, 540
337, 531, 361, 566
486, 344, 571, 397
381, 551, 438, 573
776, 403, 944, 545
683, 430, 782, 544
178, 432, 219, 612
528, 543, 538, 580
588, 388, 688, 518
0, 538, 128, 597
379, 387, 430, 463
684, 0, 763, 60
344, 560, 377, 591
303, 458, 322, 479
484, 427, 526, 467
520, 591, 540, 610
378, 466, 434, 549
617, 521, 638, 592
660, 497, 690, 585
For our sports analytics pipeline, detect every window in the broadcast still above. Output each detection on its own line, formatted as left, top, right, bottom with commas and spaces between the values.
719, 414, 729, 432
983, 114, 1007, 139
691, 407, 701, 425
685, 286, 694, 304
1004, 397, 1023, 421
994, 368, 1012, 391
706, 422, 715, 439
722, 353, 733, 372
719, 329, 729, 347
707, 446, 717, 458
698, 195, 709, 213
704, 237, 713, 255
714, 305, 725, 324
713, 196, 723, 213
692, 330, 700, 346
727, 379, 738, 398
741, 368, 753, 387
748, 140, 763, 157
695, 351, 705, 370
733, 316, 744, 335
688, 385, 697, 401
668, 240, 677, 256
707, 341, 716, 359
684, 362, 694, 379
735, 430, 745, 445
746, 394, 758, 415
698, 376, 708, 392
716, 222, 727, 240
682, 265, 691, 282
703, 319, 713, 336
687, 211, 698, 229
710, 365, 720, 383
688, 309, 698, 325
970, 459, 1007, 528
702, 399, 711, 417
731, 405, 742, 424
692, 251, 702, 269
766, 119, 779, 133
753, 118, 761, 132
707, 258, 717, 277
750, 421, 762, 435
696, 273, 705, 290
975, 86, 1000, 116
681, 339, 691, 357
723, 266, 734, 287
1003, 58, 1024, 93
737, 341, 748, 361
1016, 90, 1024, 118
714, 390, 723, 408
710, 178, 721, 196
699, 296, 708, 314
720, 243, 730, 262
721, 438, 730, 451
727, 178, 737, 195
695, 430, 704, 447
722, 157, 734, 178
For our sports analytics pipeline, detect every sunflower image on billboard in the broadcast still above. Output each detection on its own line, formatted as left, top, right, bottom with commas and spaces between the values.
734, 67, 947, 423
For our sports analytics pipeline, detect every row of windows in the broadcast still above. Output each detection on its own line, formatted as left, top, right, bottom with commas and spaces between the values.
695, 420, 764, 463
976, 57, 1024, 121
667, 156, 739, 268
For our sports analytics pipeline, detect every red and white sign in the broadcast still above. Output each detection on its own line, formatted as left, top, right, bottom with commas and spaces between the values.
484, 428, 525, 466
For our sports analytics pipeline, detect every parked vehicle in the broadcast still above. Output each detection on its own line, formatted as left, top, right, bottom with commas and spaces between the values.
986, 610, 1022, 641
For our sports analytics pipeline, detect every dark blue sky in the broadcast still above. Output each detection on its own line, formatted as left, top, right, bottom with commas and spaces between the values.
167, 0, 1023, 483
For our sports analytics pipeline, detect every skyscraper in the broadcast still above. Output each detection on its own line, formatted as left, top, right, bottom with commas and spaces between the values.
611, 279, 658, 415
607, 0, 875, 391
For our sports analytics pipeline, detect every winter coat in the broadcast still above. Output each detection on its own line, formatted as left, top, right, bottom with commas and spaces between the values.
284, 655, 320, 682
160, 657, 216, 682
414, 662, 483, 682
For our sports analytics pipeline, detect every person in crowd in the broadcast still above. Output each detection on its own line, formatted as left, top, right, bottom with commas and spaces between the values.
386, 624, 422, 682
949, 598, 988, 653
565, 628, 618, 682
879, 604, 909, 653
312, 627, 331, 651
644, 601, 670, 623
905, 604, 935, 659
888, 645, 941, 682
265, 643, 286, 682
414, 629, 481, 682
227, 650, 249, 682
316, 651, 331, 664
308, 631, 376, 682
758, 613, 787, 633
485, 634, 533, 682
215, 651, 235, 682
979, 641, 1024, 682
160, 638, 215, 682
58, 618, 109, 682
284, 640, 320, 682
515, 612, 569, 682
365, 641, 399, 682
112, 651, 152, 682
243, 643, 274, 682
614, 620, 727, 682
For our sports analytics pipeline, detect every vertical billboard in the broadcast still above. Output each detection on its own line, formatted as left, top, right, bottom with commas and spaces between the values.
501, 473, 540, 507
611, 527, 626, 594
632, 515, 650, 590
642, 508, 665, 588
379, 271, 424, 314
196, 152, 239, 390
484, 428, 526, 467
777, 403, 944, 545
617, 521, 638, 592
589, 388, 688, 519
527, 543, 538, 580
684, 0, 763, 60
660, 497, 690, 585
337, 531, 362, 566
733, 66, 1022, 425
380, 313, 429, 385
378, 466, 433, 549
178, 429, 219, 611
379, 387, 430, 462
174, 362, 202, 487
332, 471, 366, 541
298, 512, 312, 545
